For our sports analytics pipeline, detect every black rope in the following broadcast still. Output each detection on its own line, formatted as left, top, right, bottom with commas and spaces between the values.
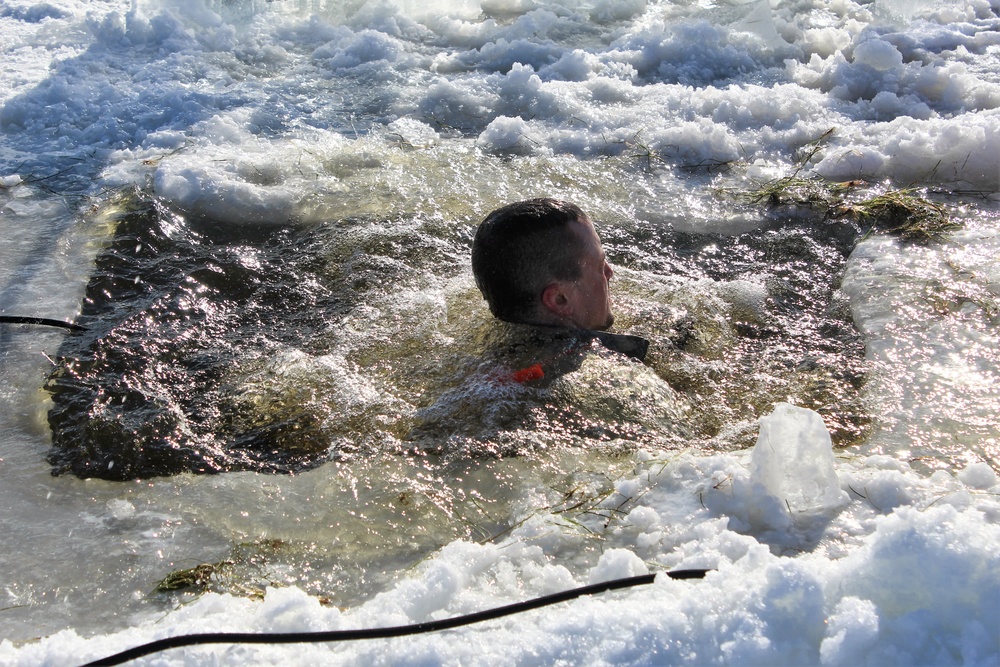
82, 569, 709, 666
0, 315, 85, 331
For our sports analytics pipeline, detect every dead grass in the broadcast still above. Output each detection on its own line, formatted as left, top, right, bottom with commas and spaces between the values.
152, 539, 289, 600
834, 189, 958, 241
733, 176, 957, 242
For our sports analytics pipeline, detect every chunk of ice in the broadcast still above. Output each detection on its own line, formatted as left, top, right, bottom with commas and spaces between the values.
750, 403, 849, 512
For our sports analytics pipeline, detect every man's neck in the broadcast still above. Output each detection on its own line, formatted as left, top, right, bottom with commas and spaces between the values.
503, 320, 649, 361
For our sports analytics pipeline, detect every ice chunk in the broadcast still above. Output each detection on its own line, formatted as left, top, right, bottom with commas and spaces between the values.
957, 462, 999, 490
105, 499, 135, 520
819, 597, 880, 665
852, 38, 903, 72
749, 403, 849, 512
386, 117, 439, 147
588, 548, 648, 584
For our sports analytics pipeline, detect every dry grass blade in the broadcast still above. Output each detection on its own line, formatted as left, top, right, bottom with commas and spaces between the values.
153, 561, 234, 593
732, 171, 958, 243
836, 189, 958, 241
739, 175, 851, 207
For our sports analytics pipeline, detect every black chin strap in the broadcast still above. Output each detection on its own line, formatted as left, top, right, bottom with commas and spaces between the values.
586, 330, 649, 361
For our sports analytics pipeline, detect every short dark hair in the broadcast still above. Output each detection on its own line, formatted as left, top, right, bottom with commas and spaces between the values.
471, 198, 588, 323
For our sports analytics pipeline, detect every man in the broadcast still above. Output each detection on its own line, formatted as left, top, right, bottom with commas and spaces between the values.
406, 198, 674, 448
472, 198, 614, 330
471, 198, 648, 361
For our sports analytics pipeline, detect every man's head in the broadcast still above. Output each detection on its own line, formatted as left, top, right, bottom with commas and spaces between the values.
471, 198, 615, 330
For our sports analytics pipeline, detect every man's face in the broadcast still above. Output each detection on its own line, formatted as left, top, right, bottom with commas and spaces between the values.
563, 217, 615, 330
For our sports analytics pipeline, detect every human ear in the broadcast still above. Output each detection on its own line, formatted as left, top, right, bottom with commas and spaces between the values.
541, 282, 573, 317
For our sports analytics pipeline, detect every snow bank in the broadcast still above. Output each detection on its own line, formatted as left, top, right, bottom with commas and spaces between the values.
4, 405, 997, 666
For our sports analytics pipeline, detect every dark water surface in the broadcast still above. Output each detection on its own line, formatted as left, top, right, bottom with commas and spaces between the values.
46, 186, 870, 481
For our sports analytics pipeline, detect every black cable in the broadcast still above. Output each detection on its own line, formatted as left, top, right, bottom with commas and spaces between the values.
82, 569, 709, 666
0, 315, 85, 331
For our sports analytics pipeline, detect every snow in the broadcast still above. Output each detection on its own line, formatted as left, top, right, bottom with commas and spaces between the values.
2, 0, 999, 664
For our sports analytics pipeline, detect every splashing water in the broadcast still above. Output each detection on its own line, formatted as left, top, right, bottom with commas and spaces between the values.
1, 0, 999, 664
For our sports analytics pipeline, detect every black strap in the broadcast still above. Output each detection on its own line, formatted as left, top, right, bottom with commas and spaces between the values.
587, 330, 649, 361
82, 570, 709, 666
0, 315, 85, 331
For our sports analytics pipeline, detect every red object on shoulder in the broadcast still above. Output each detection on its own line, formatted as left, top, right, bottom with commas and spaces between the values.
510, 363, 545, 383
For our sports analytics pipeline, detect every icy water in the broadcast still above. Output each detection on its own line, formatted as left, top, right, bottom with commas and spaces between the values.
1, 1, 999, 665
